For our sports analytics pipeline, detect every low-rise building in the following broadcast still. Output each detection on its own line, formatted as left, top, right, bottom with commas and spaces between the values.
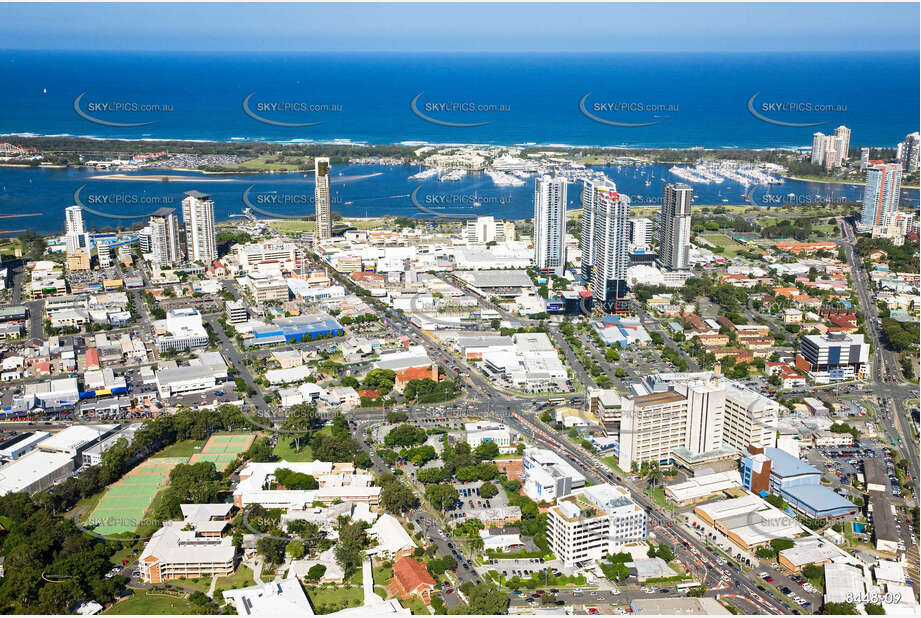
523, 447, 585, 502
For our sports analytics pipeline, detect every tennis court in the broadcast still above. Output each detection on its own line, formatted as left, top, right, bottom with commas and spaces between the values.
187, 433, 254, 471
85, 457, 187, 536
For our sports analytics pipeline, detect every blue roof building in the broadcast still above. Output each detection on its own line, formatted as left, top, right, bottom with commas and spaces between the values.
761, 447, 857, 521
252, 313, 344, 344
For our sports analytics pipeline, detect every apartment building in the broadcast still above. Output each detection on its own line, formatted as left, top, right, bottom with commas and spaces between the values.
547, 484, 646, 567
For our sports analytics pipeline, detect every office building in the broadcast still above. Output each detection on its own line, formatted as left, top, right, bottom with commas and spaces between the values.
149, 207, 182, 265
523, 447, 586, 502
590, 187, 631, 313
154, 307, 210, 353
140, 509, 236, 583
796, 332, 870, 383
579, 177, 616, 281
617, 389, 689, 469
314, 157, 332, 240
721, 381, 779, 451
181, 190, 217, 263
547, 484, 646, 567
533, 175, 568, 276
860, 163, 902, 228
658, 183, 692, 271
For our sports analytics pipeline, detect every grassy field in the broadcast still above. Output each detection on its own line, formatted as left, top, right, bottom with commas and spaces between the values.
103, 590, 200, 615
154, 439, 204, 458
373, 564, 394, 587
273, 220, 316, 234
399, 596, 430, 615
216, 155, 313, 172
273, 438, 315, 461
305, 585, 364, 614
699, 232, 745, 256
215, 565, 257, 593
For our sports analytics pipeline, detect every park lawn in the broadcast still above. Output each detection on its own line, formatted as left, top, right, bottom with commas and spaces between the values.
699, 232, 744, 256
168, 576, 213, 594
648, 486, 677, 511
154, 439, 203, 458
273, 219, 317, 234
219, 155, 313, 172
601, 456, 628, 478
103, 589, 200, 615
399, 595, 430, 615
373, 565, 394, 587
272, 426, 332, 461
215, 565, 257, 592
375, 585, 391, 599
272, 438, 315, 462
305, 585, 364, 613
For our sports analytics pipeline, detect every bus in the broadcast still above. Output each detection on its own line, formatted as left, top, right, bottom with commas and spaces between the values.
676, 581, 702, 593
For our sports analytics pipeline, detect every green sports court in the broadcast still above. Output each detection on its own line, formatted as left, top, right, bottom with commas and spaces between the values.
85, 458, 187, 536
187, 433, 254, 471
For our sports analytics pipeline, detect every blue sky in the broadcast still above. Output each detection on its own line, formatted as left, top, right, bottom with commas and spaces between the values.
0, 2, 918, 53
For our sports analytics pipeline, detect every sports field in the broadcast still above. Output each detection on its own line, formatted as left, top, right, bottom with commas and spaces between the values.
188, 433, 254, 471
85, 457, 188, 536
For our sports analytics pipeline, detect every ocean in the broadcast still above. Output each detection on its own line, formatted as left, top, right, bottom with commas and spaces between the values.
1, 50, 918, 148
0, 50, 918, 234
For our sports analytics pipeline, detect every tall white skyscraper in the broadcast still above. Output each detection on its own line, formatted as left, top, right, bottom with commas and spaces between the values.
533, 175, 568, 277
64, 205, 88, 253
314, 157, 332, 240
861, 163, 902, 227
149, 208, 181, 265
658, 183, 692, 271
859, 147, 870, 171
811, 132, 827, 166
579, 177, 616, 281
590, 187, 631, 313
181, 190, 217, 263
834, 125, 851, 160
897, 132, 920, 173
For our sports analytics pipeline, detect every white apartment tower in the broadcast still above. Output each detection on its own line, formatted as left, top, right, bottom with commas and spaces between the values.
148, 208, 181, 266
834, 125, 851, 161
811, 132, 827, 166
897, 132, 920, 173
314, 157, 332, 240
580, 177, 616, 281
658, 183, 692, 271
628, 217, 653, 249
465, 216, 508, 244
181, 190, 217, 263
533, 175, 568, 277
64, 205, 88, 253
590, 187, 631, 313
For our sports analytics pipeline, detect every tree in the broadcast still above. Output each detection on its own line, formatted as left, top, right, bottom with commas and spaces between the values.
687, 585, 708, 597
380, 480, 419, 513
384, 424, 427, 448
386, 410, 408, 423
479, 482, 498, 499
257, 536, 288, 565
426, 483, 459, 512
655, 544, 674, 562
281, 404, 318, 452
307, 564, 327, 581
865, 603, 885, 615
769, 538, 795, 552
473, 441, 500, 461
821, 602, 858, 615
286, 540, 306, 560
